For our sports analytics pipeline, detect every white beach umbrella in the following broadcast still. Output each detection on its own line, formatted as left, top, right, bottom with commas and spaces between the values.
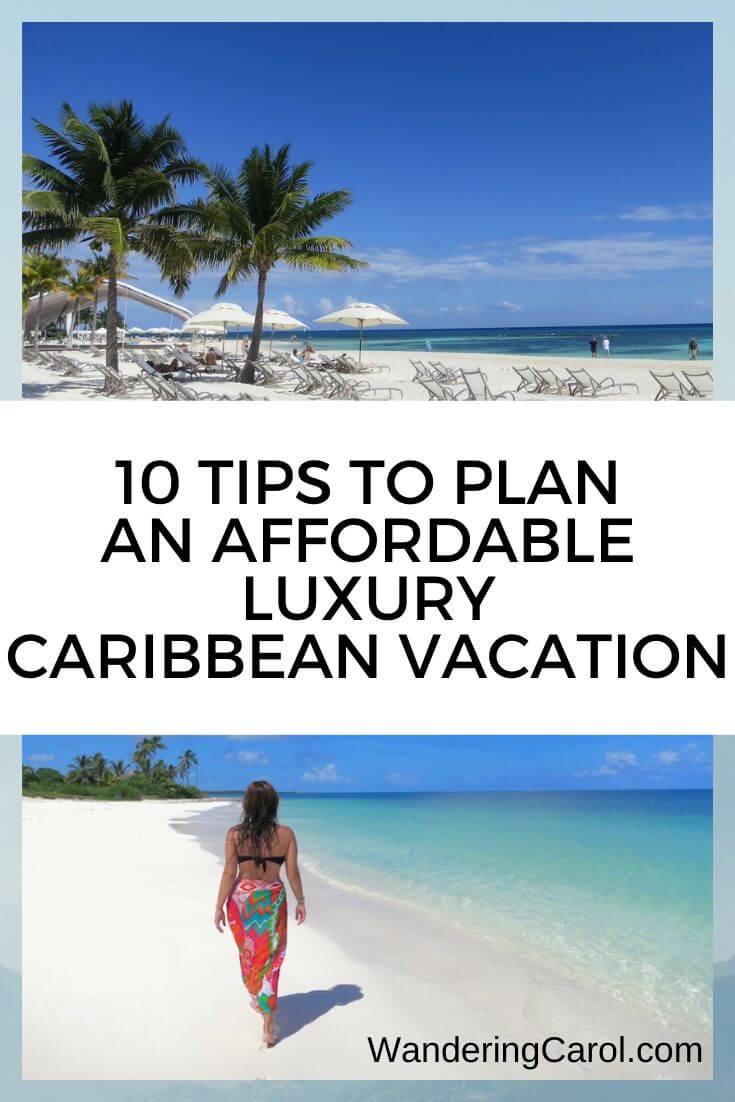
184, 302, 256, 357
261, 308, 309, 354
313, 302, 407, 362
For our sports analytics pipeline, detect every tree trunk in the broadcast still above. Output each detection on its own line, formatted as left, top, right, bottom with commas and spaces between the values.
238, 268, 267, 384
34, 288, 44, 352
106, 252, 119, 372
66, 305, 74, 349
91, 290, 98, 354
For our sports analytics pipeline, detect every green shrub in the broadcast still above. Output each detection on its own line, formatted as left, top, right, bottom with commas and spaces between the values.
34, 767, 65, 785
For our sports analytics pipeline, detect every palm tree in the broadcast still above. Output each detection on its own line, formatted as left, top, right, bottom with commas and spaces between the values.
89, 752, 109, 784
67, 754, 95, 785
145, 736, 167, 761
22, 764, 37, 785
149, 759, 175, 785
131, 743, 151, 773
132, 736, 167, 773
78, 253, 133, 350
23, 99, 204, 372
22, 254, 39, 312
177, 749, 198, 784
109, 759, 128, 780
24, 252, 70, 351
61, 266, 96, 347
165, 143, 366, 383
94, 306, 126, 332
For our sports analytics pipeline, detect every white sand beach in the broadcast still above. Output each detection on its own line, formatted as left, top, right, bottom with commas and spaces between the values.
21, 345, 713, 402
22, 797, 711, 1081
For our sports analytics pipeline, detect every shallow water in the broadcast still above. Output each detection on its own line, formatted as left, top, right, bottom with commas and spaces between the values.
230, 324, 713, 360
247, 790, 712, 1030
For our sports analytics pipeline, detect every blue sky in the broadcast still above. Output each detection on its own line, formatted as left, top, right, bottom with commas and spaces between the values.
22, 735, 713, 792
23, 22, 712, 328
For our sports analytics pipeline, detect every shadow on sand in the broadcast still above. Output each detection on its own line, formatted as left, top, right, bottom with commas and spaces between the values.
277, 983, 363, 1041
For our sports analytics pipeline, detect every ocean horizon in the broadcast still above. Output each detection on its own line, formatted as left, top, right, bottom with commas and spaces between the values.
198, 788, 712, 1033
243, 323, 713, 361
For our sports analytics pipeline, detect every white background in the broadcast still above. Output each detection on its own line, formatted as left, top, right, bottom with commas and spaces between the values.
0, 401, 732, 734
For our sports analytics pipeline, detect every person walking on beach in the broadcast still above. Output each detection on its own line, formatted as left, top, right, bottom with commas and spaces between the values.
689, 336, 699, 360
589, 337, 598, 358
602, 336, 611, 357
215, 781, 306, 1048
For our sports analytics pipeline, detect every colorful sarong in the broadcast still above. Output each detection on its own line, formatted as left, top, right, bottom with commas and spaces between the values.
226, 878, 287, 1016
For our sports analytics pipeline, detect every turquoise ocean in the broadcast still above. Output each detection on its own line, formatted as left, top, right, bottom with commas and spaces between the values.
203, 789, 712, 1032
256, 323, 713, 360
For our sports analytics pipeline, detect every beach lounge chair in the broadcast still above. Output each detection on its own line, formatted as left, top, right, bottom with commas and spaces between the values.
339, 354, 388, 374
458, 369, 515, 401
254, 361, 296, 389
97, 364, 137, 398
681, 369, 713, 399
569, 367, 639, 398
650, 371, 689, 401
316, 367, 401, 400
533, 366, 576, 395
139, 373, 168, 400
428, 360, 463, 383
417, 377, 464, 401
512, 365, 543, 393
291, 366, 320, 394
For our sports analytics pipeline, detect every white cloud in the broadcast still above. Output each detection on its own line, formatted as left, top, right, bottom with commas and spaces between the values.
604, 752, 637, 767
303, 763, 342, 783
655, 750, 679, 765
281, 293, 304, 315
681, 742, 711, 765
617, 204, 712, 223
577, 750, 641, 779
317, 297, 334, 313
496, 300, 522, 312
353, 233, 711, 285
234, 750, 269, 766
28, 753, 54, 763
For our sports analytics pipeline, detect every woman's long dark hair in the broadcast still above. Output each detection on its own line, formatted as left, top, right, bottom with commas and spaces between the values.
237, 780, 279, 854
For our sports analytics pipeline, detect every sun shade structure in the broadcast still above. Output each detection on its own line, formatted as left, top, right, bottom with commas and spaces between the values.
261, 308, 309, 354
313, 302, 407, 362
183, 303, 256, 357
23, 280, 193, 337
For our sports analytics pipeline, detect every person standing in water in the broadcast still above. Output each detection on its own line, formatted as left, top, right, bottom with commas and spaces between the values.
425, 338, 432, 352
589, 337, 598, 358
689, 336, 699, 360
602, 336, 611, 357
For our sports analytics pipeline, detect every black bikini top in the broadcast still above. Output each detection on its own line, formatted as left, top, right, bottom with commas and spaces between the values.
237, 853, 286, 871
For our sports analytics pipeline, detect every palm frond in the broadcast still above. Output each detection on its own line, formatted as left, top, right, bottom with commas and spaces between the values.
85, 216, 127, 255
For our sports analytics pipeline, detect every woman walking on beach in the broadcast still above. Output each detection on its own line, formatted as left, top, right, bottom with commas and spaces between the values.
215, 780, 307, 1047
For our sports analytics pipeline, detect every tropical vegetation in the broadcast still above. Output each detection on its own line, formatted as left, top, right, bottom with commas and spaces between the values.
60, 265, 96, 346
159, 143, 365, 382
22, 252, 70, 350
22, 739, 201, 800
23, 103, 366, 380
23, 100, 205, 372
